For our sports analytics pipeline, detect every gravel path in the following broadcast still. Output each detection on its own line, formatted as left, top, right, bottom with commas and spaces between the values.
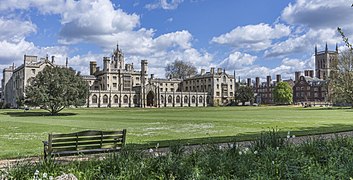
1, 130, 353, 170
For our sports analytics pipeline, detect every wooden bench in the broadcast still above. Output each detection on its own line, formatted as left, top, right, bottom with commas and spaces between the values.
43, 129, 126, 159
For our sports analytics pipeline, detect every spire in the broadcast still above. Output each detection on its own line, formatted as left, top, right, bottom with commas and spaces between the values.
65, 57, 68, 68
116, 41, 119, 51
325, 42, 328, 53
336, 43, 338, 52
315, 45, 317, 55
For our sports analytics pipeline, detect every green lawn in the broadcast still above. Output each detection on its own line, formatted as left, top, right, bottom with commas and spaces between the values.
0, 106, 353, 159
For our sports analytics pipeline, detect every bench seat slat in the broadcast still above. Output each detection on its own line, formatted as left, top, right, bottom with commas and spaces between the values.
52, 135, 124, 143
51, 147, 122, 156
52, 130, 124, 138
52, 139, 123, 147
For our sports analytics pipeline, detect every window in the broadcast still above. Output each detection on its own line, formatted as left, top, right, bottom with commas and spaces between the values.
92, 95, 98, 104
199, 96, 203, 103
136, 77, 139, 81
133, 95, 138, 104
161, 95, 164, 104
160, 88, 163, 92
307, 87, 310, 90
184, 96, 188, 103
230, 85, 233, 89
123, 95, 128, 104
103, 95, 108, 104
230, 92, 233, 96
165, 88, 168, 91
113, 76, 117, 80
113, 83, 117, 88
176, 96, 180, 103
217, 84, 219, 89
168, 96, 172, 103
171, 88, 174, 92
31, 69, 36, 74
216, 92, 220, 96
314, 93, 318, 97
307, 92, 310, 97
114, 95, 119, 104
192, 96, 196, 103
207, 96, 210, 104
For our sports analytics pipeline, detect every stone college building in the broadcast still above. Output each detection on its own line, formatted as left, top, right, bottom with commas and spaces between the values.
1, 44, 235, 108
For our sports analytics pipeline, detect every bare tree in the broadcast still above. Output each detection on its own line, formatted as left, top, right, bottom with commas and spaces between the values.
165, 60, 197, 79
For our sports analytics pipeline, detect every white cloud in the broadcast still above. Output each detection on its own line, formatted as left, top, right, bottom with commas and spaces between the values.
0, 18, 36, 42
145, 0, 184, 10
265, 28, 340, 57
59, 0, 140, 45
0, 0, 66, 14
219, 52, 257, 69
211, 23, 291, 51
281, 0, 352, 29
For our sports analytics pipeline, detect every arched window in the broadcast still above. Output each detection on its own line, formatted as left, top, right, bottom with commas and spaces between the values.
207, 96, 210, 104
168, 95, 172, 103
133, 95, 138, 104
161, 95, 164, 104
103, 95, 108, 104
176, 96, 180, 103
192, 96, 196, 103
114, 95, 119, 104
223, 76, 227, 83
184, 96, 188, 103
123, 95, 129, 104
92, 95, 98, 104
199, 96, 203, 103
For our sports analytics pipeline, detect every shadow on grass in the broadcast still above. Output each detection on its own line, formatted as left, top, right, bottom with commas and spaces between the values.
128, 123, 353, 149
4, 112, 77, 117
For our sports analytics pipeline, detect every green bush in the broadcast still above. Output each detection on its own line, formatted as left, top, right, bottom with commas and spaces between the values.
3, 130, 353, 179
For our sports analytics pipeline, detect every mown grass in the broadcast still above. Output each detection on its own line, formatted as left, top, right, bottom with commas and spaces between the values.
0, 106, 353, 159
3, 130, 353, 179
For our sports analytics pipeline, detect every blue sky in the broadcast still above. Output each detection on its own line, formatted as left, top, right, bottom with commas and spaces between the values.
0, 0, 352, 80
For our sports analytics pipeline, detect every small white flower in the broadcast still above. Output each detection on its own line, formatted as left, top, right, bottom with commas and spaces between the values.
276, 147, 279, 150
49, 176, 53, 180
156, 143, 159, 148
287, 131, 290, 135
238, 151, 242, 155
287, 135, 290, 139
272, 161, 275, 164
254, 150, 258, 155
149, 148, 153, 153
292, 135, 296, 138
244, 147, 249, 152
43, 173, 47, 178
34, 170, 39, 176
219, 145, 222, 150
230, 144, 234, 148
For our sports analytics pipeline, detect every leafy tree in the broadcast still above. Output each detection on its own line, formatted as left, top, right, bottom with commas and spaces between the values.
273, 82, 293, 105
330, 50, 353, 106
236, 86, 254, 106
165, 60, 197, 79
25, 66, 89, 115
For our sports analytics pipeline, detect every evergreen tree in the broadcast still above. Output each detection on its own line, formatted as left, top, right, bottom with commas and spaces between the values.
273, 82, 293, 105
25, 66, 89, 115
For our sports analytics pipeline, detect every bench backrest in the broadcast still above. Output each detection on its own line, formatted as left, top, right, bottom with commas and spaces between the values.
48, 129, 126, 153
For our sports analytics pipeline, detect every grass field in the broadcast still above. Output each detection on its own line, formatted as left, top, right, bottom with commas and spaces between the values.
0, 106, 353, 159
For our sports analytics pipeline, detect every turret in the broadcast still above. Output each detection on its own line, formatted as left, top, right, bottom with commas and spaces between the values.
315, 45, 317, 55
103, 57, 110, 72
141, 60, 148, 85
325, 42, 328, 53
266, 75, 271, 87
295, 71, 301, 83
276, 74, 281, 83
247, 78, 251, 87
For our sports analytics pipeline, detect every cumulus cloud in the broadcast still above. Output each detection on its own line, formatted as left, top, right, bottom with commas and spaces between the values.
219, 52, 257, 69
265, 28, 340, 57
145, 0, 184, 10
0, 0, 66, 14
281, 0, 352, 29
211, 23, 291, 51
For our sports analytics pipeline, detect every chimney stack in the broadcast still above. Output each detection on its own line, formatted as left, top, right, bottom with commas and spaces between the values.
150, 74, 154, 80
255, 77, 260, 88
217, 68, 222, 74
276, 74, 281, 83
295, 71, 301, 82
309, 70, 314, 78
210, 67, 215, 74
247, 78, 251, 87
266, 75, 271, 87
90, 61, 97, 75
51, 56, 55, 64
201, 69, 205, 75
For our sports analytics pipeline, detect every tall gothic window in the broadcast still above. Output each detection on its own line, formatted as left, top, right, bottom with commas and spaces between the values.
103, 95, 108, 104
114, 95, 119, 104
123, 95, 129, 104
192, 96, 196, 103
199, 96, 203, 103
176, 96, 180, 103
168, 95, 172, 103
92, 95, 98, 104
184, 96, 188, 103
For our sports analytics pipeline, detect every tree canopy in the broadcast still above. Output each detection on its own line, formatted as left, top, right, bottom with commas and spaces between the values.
25, 66, 89, 115
273, 82, 293, 105
165, 60, 197, 79
330, 50, 353, 106
236, 86, 254, 105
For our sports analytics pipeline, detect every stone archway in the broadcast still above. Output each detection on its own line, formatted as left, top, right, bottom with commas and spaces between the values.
147, 91, 154, 107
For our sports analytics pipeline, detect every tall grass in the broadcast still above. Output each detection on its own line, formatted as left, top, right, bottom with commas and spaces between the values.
2, 130, 353, 179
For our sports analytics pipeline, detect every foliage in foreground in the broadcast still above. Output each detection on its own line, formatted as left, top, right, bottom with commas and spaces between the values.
25, 66, 89, 115
3, 130, 353, 179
